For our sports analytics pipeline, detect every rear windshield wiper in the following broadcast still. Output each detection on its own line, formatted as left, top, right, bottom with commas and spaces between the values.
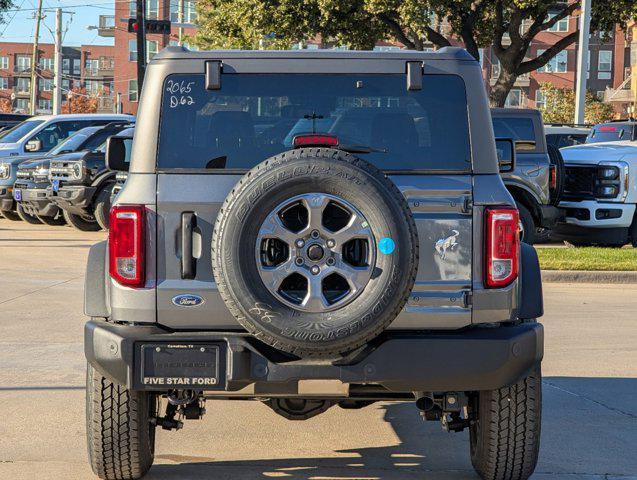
339, 144, 388, 154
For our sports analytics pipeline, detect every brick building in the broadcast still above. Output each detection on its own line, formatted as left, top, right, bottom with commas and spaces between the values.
100, 0, 196, 114
0, 42, 115, 114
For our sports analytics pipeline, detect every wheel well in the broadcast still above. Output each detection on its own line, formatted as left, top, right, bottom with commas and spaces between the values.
506, 185, 541, 223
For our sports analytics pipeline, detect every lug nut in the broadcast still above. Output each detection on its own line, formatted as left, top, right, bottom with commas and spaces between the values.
295, 257, 304, 266
310, 265, 320, 275
327, 239, 335, 248
295, 239, 305, 248
311, 230, 320, 239
326, 257, 335, 266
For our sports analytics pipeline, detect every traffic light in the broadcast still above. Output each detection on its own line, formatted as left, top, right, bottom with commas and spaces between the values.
127, 18, 171, 35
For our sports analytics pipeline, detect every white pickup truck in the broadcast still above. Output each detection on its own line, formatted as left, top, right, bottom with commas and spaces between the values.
553, 138, 637, 246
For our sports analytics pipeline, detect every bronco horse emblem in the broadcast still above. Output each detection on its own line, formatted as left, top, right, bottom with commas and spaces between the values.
435, 230, 460, 259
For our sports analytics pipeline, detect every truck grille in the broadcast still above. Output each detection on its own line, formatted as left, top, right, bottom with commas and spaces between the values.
563, 165, 597, 200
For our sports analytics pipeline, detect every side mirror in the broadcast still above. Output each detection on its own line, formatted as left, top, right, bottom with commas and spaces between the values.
25, 139, 42, 152
496, 138, 516, 173
105, 136, 132, 172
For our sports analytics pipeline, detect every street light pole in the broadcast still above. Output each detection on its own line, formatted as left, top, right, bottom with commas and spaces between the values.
574, 0, 591, 124
29, 0, 44, 115
52, 8, 62, 114
136, 0, 147, 94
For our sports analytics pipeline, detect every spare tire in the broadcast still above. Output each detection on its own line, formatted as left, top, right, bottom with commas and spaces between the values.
212, 148, 419, 357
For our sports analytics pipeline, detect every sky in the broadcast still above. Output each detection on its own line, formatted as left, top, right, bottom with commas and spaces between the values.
0, 0, 115, 47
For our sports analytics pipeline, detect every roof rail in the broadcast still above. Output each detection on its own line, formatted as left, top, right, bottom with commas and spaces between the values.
544, 123, 591, 127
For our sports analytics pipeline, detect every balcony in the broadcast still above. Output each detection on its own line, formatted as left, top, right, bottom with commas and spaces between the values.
84, 56, 115, 78
489, 72, 531, 87
97, 96, 114, 112
13, 87, 31, 98
604, 88, 635, 103
98, 15, 115, 37
13, 65, 32, 76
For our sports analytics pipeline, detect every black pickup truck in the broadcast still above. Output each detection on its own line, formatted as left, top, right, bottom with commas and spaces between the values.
48, 122, 135, 230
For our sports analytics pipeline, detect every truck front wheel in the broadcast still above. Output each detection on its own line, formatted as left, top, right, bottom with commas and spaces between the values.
86, 363, 157, 480
469, 366, 542, 480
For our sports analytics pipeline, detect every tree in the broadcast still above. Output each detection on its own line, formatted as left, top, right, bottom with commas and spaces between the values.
537, 82, 615, 124
61, 87, 98, 114
0, 97, 11, 113
192, 0, 637, 106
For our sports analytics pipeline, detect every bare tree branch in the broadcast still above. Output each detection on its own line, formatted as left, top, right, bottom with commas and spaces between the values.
423, 25, 452, 49
524, 1, 580, 40
518, 30, 579, 73
376, 13, 417, 50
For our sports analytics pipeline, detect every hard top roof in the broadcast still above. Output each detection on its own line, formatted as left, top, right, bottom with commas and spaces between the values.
153, 46, 476, 62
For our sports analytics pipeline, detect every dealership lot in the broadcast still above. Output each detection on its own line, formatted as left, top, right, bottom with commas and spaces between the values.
0, 219, 636, 480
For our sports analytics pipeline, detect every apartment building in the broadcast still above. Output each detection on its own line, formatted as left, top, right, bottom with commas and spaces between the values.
483, 16, 633, 115
99, 0, 197, 114
0, 42, 115, 114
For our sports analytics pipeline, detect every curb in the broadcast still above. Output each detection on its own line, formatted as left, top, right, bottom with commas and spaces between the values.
541, 270, 637, 284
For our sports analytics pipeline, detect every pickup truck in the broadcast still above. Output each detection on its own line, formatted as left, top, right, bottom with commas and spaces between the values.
491, 108, 564, 243
553, 137, 637, 246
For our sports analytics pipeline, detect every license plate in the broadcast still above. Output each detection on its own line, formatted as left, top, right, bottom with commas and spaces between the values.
52, 179, 59, 192
140, 343, 224, 389
13, 189, 21, 201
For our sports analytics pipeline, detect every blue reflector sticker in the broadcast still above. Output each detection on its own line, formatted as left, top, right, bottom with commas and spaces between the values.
378, 237, 396, 255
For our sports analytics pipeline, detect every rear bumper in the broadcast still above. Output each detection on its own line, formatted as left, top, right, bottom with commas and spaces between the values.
49, 185, 96, 216
538, 204, 563, 228
85, 319, 544, 394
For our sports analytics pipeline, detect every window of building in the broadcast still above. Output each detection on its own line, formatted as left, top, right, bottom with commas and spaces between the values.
62, 79, 70, 91
596, 91, 605, 101
535, 90, 546, 109
129, 39, 158, 62
598, 50, 612, 80
547, 12, 569, 32
130, 0, 158, 19
128, 79, 138, 102
39, 78, 52, 91
85, 80, 101, 94
39, 57, 53, 70
16, 56, 31, 72
73, 59, 80, 75
504, 89, 523, 108
38, 99, 52, 111
62, 58, 70, 73
0, 56, 8, 69
85, 58, 99, 74
16, 77, 30, 93
170, 0, 197, 23
15, 98, 29, 112
0, 77, 8, 89
537, 49, 568, 73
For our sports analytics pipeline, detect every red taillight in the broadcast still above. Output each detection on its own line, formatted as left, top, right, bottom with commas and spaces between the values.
109, 205, 145, 287
549, 165, 557, 190
599, 126, 616, 132
293, 134, 339, 148
485, 207, 519, 288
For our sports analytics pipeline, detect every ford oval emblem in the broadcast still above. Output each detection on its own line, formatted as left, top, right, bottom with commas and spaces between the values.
172, 294, 205, 307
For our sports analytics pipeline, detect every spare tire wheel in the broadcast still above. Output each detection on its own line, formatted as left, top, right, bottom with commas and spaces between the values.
212, 148, 419, 357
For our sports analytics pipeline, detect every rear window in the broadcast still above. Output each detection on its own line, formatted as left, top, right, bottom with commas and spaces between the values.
157, 74, 471, 171
587, 124, 636, 143
491, 117, 535, 142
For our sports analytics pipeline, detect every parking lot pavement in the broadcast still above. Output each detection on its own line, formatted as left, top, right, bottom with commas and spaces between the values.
0, 218, 635, 480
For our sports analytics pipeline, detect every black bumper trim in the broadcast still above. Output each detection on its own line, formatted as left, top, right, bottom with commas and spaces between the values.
551, 223, 629, 245
49, 185, 96, 215
539, 204, 563, 228
85, 319, 544, 394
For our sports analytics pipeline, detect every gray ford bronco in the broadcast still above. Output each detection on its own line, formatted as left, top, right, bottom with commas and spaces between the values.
85, 47, 544, 480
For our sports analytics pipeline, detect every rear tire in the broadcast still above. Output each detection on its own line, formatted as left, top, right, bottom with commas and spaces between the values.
37, 213, 66, 226
94, 183, 114, 230
469, 366, 542, 480
86, 363, 156, 480
0, 209, 20, 221
516, 203, 537, 245
63, 210, 102, 231
16, 203, 43, 224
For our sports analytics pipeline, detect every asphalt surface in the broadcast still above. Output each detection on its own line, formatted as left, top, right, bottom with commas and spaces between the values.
0, 218, 636, 480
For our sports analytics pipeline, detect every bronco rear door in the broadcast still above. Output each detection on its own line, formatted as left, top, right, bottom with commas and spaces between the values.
154, 57, 474, 330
